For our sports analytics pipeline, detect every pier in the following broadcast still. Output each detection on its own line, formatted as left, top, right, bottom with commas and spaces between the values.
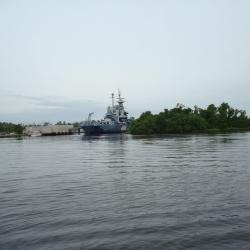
24, 125, 83, 136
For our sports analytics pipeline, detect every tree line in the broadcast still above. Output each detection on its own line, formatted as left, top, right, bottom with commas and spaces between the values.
129, 103, 250, 135
0, 122, 24, 135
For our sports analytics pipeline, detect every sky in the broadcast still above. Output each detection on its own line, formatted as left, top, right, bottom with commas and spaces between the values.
0, 0, 250, 123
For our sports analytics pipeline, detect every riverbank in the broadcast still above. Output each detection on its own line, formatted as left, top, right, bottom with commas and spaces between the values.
0, 133, 22, 138
129, 127, 250, 136
202, 127, 250, 133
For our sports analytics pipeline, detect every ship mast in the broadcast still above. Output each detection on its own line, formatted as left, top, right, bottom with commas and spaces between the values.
117, 89, 125, 104
111, 93, 115, 113
88, 112, 94, 123
116, 90, 126, 122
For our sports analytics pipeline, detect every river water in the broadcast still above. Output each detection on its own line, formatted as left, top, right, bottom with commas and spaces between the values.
1, 133, 250, 250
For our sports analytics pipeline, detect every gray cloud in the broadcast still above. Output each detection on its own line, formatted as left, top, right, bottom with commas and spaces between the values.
1, 1, 250, 121
0, 94, 106, 124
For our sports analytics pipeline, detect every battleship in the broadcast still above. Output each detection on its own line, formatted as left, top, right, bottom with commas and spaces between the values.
80, 91, 129, 135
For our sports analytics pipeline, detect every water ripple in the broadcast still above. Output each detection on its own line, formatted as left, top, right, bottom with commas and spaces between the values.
1, 133, 250, 249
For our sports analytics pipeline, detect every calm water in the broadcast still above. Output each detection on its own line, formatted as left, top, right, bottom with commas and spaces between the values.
1, 133, 250, 250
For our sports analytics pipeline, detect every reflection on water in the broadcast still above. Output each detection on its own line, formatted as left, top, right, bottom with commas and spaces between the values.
1, 133, 250, 250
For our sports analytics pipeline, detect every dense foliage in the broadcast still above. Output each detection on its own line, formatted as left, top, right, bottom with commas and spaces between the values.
129, 103, 250, 135
0, 122, 24, 135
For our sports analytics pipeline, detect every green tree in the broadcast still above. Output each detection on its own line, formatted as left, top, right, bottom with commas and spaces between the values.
129, 103, 250, 135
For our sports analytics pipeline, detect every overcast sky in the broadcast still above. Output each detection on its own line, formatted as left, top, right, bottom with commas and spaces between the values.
0, 0, 250, 123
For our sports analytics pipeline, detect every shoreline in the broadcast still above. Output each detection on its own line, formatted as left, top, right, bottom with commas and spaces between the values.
0, 134, 22, 138
1, 128, 250, 138
129, 127, 250, 136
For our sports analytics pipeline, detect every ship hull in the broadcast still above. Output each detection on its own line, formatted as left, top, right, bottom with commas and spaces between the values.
81, 125, 104, 135
81, 124, 126, 135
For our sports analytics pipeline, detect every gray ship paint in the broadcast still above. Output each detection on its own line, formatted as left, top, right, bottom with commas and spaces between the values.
81, 91, 129, 135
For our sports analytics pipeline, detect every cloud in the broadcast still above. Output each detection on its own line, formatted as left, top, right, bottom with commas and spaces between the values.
0, 94, 106, 123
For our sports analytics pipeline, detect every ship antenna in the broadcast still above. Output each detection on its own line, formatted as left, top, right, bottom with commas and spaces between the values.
118, 89, 122, 100
117, 89, 124, 103
111, 93, 115, 112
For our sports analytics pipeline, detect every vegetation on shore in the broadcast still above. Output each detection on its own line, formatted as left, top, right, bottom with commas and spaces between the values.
0, 122, 24, 136
129, 103, 250, 135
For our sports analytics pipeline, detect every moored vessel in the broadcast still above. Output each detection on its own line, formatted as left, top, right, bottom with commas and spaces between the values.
80, 91, 129, 135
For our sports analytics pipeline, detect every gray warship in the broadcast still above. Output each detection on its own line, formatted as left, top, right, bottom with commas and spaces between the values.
80, 91, 129, 135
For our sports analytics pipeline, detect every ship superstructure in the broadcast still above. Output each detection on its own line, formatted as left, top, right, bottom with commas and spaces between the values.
80, 91, 129, 135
